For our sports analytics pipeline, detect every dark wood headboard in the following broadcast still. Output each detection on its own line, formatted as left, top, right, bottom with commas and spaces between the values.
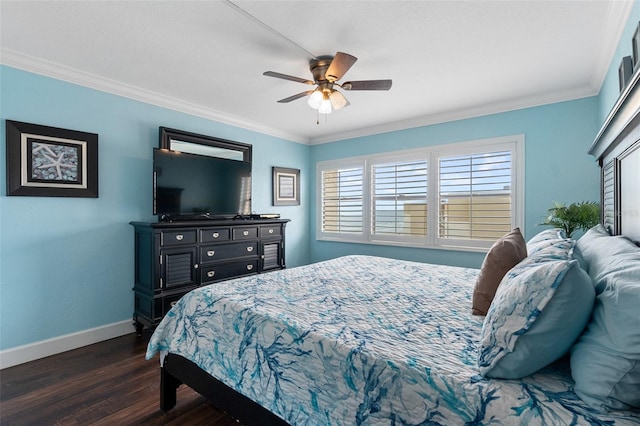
589, 68, 640, 244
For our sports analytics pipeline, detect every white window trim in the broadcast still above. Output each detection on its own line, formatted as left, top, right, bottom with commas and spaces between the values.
316, 134, 525, 252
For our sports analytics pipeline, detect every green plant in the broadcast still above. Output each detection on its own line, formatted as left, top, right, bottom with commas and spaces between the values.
540, 201, 600, 238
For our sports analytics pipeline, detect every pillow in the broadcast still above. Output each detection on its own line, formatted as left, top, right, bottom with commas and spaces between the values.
576, 224, 638, 293
570, 247, 640, 411
478, 259, 594, 379
472, 228, 527, 316
526, 228, 564, 252
526, 237, 575, 260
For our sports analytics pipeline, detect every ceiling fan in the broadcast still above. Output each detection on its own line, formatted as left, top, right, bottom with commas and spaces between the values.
263, 52, 392, 115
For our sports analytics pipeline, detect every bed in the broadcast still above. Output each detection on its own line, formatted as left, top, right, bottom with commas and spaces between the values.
146, 70, 640, 425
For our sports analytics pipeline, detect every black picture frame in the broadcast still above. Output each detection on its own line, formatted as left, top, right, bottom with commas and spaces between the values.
619, 55, 634, 92
272, 166, 300, 206
5, 120, 98, 197
633, 22, 640, 70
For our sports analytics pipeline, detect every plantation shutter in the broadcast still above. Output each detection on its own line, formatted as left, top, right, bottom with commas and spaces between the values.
438, 150, 512, 241
371, 160, 428, 237
321, 166, 364, 234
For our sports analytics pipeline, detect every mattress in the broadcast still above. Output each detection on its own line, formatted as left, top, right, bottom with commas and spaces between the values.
146, 255, 640, 425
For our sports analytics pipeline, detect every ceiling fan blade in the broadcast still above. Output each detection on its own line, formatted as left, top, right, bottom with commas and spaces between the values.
341, 79, 392, 91
325, 52, 357, 82
264, 71, 314, 85
277, 90, 315, 103
329, 90, 350, 110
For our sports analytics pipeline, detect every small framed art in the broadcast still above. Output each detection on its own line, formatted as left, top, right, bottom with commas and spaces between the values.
619, 55, 633, 91
633, 21, 640, 70
272, 166, 300, 206
5, 120, 98, 197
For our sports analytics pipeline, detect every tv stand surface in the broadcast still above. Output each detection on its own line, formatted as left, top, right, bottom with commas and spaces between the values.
130, 218, 289, 333
160, 213, 281, 223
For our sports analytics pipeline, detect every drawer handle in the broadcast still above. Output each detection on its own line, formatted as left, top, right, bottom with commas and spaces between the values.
246, 246, 253, 252
207, 271, 215, 278
175, 234, 184, 241
207, 250, 216, 257
170, 301, 177, 307
212, 232, 219, 238
268, 228, 274, 234
243, 230, 249, 236
246, 264, 253, 271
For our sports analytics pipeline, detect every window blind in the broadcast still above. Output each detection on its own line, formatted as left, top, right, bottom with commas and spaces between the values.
321, 167, 364, 234
371, 160, 428, 236
439, 150, 512, 241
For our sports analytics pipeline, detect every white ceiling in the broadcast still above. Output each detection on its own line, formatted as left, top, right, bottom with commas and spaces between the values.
0, 1, 633, 144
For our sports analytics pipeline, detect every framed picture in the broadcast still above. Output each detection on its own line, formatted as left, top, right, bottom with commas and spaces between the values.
619, 56, 633, 91
633, 21, 640, 70
272, 166, 300, 206
5, 120, 98, 197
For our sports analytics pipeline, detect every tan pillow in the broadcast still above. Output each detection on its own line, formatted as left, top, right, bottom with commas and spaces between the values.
472, 228, 527, 316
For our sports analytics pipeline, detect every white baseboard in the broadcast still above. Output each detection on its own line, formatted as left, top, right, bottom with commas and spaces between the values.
0, 320, 134, 369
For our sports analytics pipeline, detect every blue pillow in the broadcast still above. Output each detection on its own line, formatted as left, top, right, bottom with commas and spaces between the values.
526, 228, 565, 253
478, 258, 594, 379
576, 224, 637, 292
570, 249, 640, 411
526, 237, 575, 260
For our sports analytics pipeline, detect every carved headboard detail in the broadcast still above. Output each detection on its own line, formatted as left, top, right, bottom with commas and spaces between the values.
590, 69, 640, 244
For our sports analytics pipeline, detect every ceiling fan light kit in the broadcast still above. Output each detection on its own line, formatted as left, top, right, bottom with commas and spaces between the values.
318, 93, 332, 114
264, 51, 392, 119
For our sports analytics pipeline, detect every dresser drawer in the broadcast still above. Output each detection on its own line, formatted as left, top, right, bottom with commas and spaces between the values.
201, 260, 258, 283
260, 225, 281, 238
160, 292, 187, 317
200, 228, 230, 243
161, 230, 197, 246
200, 242, 257, 263
232, 226, 258, 240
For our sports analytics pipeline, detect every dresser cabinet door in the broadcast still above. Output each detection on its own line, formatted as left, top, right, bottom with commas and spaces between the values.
262, 242, 282, 270
159, 246, 197, 290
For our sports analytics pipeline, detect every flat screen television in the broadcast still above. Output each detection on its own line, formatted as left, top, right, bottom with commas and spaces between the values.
153, 148, 252, 220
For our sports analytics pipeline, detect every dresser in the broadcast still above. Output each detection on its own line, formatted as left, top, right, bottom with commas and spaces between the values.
130, 219, 289, 333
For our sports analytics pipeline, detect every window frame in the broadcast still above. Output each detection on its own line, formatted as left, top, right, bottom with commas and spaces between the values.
316, 134, 525, 251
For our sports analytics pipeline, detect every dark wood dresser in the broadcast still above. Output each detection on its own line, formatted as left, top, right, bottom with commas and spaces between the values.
130, 219, 289, 333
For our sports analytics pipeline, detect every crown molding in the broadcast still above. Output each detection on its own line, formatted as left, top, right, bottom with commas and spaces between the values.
1, 35, 620, 147
308, 85, 598, 145
0, 49, 310, 145
588, 1, 635, 92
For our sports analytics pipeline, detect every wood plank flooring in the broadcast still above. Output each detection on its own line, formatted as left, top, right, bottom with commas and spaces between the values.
0, 332, 240, 425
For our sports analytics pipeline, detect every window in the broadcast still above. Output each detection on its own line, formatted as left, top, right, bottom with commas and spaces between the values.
438, 150, 513, 245
320, 165, 364, 234
317, 135, 524, 250
371, 160, 428, 240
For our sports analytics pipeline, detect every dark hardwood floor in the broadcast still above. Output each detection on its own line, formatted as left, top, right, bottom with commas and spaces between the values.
0, 331, 241, 425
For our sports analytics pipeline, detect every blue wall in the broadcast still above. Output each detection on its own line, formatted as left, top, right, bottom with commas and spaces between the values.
0, 66, 310, 350
309, 98, 601, 268
2, 2, 638, 352
307, 1, 640, 270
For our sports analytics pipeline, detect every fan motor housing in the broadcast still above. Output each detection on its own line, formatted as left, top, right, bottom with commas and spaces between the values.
310, 55, 334, 83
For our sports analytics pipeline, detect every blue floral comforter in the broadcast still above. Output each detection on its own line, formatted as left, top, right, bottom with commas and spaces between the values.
146, 255, 640, 425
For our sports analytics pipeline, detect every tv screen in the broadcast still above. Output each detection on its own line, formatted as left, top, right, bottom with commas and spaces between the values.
153, 148, 252, 219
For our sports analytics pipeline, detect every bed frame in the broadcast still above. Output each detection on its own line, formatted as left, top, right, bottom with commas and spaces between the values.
161, 353, 288, 425
159, 72, 640, 425
589, 66, 640, 244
